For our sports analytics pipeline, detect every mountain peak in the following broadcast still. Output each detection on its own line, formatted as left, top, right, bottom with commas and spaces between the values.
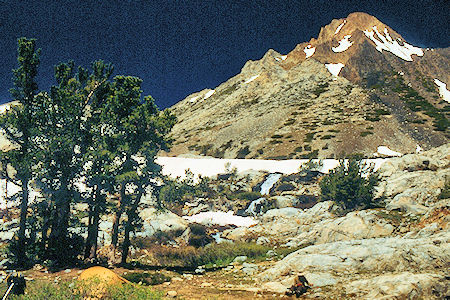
167, 12, 448, 159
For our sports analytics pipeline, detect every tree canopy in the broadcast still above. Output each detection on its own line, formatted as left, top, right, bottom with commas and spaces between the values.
0, 38, 176, 267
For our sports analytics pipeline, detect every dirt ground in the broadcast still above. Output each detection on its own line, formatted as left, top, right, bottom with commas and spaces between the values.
1, 262, 301, 299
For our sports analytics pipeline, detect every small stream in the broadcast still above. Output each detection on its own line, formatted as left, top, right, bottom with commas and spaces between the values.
260, 173, 282, 195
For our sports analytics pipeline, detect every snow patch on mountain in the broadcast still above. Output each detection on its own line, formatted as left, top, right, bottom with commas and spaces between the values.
188, 89, 215, 103
304, 45, 315, 58
332, 35, 353, 53
274, 55, 287, 62
189, 95, 201, 103
325, 63, 344, 76
204, 90, 215, 99
377, 146, 402, 157
334, 20, 346, 35
363, 26, 423, 61
434, 79, 450, 103
244, 74, 260, 84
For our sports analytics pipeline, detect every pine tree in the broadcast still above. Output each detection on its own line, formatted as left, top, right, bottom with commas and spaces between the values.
37, 60, 113, 265
320, 159, 379, 211
0, 38, 41, 267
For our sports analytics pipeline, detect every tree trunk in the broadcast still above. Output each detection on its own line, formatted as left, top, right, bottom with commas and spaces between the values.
111, 184, 125, 248
120, 211, 133, 264
121, 186, 145, 264
84, 186, 101, 259
16, 177, 29, 268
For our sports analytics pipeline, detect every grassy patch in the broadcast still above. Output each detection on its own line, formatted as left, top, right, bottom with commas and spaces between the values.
5, 279, 162, 300
151, 242, 271, 268
233, 191, 262, 201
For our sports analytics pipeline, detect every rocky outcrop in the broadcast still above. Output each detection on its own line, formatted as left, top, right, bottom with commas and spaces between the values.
377, 143, 450, 215
259, 231, 449, 298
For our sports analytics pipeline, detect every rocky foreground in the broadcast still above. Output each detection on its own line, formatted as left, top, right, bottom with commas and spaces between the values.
0, 145, 449, 299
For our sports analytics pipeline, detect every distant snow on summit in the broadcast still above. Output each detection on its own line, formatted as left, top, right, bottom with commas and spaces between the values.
304, 45, 315, 58
244, 74, 260, 84
325, 63, 344, 76
334, 20, 346, 35
363, 26, 423, 61
332, 35, 353, 53
434, 79, 450, 103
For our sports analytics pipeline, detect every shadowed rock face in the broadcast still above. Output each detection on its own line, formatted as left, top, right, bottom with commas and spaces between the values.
166, 12, 449, 159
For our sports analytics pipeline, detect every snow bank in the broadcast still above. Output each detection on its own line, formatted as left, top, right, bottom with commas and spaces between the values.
434, 79, 450, 103
325, 63, 344, 76
155, 157, 386, 181
332, 35, 353, 53
244, 74, 260, 84
377, 146, 402, 157
183, 211, 257, 227
304, 45, 315, 58
334, 20, 346, 35
363, 26, 423, 61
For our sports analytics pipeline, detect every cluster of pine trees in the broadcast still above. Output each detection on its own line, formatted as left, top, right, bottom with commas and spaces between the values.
0, 38, 176, 268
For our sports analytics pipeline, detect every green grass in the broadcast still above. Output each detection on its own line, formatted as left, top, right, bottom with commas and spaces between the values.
150, 242, 271, 268
4, 279, 162, 300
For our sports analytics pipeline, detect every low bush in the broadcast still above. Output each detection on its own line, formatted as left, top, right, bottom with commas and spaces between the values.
233, 191, 262, 201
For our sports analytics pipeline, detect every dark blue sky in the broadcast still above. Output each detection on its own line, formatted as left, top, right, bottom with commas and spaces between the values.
0, 0, 449, 108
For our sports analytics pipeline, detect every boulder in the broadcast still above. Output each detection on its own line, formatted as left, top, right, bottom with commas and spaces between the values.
346, 272, 447, 299
136, 208, 188, 238
270, 195, 297, 208
258, 231, 449, 284
242, 263, 259, 275
262, 207, 303, 220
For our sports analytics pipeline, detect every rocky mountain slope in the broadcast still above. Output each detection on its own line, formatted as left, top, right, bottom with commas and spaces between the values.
166, 12, 449, 159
